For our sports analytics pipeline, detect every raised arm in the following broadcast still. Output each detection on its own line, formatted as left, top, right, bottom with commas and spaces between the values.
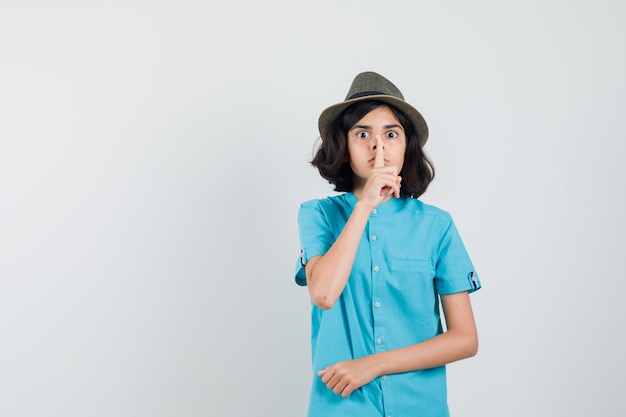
306, 137, 401, 310
305, 201, 371, 310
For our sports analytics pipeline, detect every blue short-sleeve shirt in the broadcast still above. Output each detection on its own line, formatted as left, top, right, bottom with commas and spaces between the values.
295, 193, 481, 417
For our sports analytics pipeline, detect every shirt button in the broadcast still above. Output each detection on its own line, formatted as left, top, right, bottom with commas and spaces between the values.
373, 266, 379, 272
372, 208, 378, 214
371, 234, 377, 241
376, 338, 383, 345
382, 375, 388, 381
374, 301, 381, 308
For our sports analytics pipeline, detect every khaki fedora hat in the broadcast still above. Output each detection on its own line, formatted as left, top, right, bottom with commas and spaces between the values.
318, 71, 429, 147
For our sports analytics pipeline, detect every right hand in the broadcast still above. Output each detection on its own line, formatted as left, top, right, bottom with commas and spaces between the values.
359, 136, 402, 208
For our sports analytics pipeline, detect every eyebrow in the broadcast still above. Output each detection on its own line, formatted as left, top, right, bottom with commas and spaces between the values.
350, 124, 404, 131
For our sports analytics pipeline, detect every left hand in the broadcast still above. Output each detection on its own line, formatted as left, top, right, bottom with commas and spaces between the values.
317, 357, 380, 398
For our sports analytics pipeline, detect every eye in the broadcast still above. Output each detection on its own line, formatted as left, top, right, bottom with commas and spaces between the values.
356, 131, 369, 139
386, 131, 399, 139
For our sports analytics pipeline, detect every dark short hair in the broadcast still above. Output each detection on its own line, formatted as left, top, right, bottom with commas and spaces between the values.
311, 100, 435, 198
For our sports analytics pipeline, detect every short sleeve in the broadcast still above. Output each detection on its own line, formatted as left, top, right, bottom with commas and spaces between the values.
434, 216, 481, 295
294, 201, 335, 286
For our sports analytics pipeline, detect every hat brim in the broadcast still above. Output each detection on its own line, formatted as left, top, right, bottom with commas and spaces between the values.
318, 95, 429, 147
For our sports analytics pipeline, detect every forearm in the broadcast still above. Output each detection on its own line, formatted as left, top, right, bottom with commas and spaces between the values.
307, 201, 373, 309
368, 292, 478, 375
317, 326, 478, 399
372, 328, 479, 377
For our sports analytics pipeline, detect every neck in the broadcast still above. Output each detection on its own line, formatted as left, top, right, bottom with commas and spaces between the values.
352, 188, 394, 204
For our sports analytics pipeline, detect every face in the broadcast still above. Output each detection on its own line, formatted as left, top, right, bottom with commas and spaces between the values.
347, 105, 407, 189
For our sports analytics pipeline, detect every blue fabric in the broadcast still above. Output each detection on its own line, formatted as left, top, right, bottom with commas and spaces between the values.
295, 193, 481, 417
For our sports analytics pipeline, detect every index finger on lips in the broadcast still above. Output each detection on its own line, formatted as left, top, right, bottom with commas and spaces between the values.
374, 136, 384, 168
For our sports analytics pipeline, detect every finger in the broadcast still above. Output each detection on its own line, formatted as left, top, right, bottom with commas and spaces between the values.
384, 174, 401, 198
332, 381, 344, 394
325, 371, 342, 389
375, 173, 399, 197
334, 380, 350, 395
341, 384, 355, 398
394, 176, 402, 198
317, 368, 330, 384
374, 136, 384, 168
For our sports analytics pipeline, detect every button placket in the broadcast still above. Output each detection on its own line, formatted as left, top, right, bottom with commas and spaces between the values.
369, 212, 385, 356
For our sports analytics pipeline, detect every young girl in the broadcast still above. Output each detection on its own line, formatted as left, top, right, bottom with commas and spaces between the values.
295, 71, 481, 417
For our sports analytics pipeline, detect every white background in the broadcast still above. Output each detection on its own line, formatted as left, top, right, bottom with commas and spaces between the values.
1, 1, 625, 416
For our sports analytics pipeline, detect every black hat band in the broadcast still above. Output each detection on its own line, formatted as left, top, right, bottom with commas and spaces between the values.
347, 91, 385, 100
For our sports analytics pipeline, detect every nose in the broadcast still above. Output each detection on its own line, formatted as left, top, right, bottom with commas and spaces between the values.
371, 135, 385, 150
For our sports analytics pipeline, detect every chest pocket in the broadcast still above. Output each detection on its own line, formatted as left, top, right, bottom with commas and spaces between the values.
391, 258, 433, 273
389, 258, 435, 290
388, 258, 437, 303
